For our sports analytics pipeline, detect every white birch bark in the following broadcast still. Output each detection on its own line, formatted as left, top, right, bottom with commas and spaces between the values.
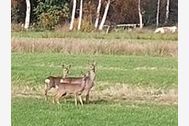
99, 0, 110, 30
78, 0, 83, 30
156, 0, 160, 27
95, 0, 102, 29
69, 0, 77, 31
138, 0, 143, 28
24, 0, 31, 29
164, 0, 170, 24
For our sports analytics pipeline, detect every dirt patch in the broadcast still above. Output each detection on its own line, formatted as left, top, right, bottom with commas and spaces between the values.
12, 83, 177, 105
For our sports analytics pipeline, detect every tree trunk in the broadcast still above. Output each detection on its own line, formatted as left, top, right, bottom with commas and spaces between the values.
156, 0, 160, 27
69, 0, 77, 31
164, 0, 170, 24
95, 0, 102, 29
24, 0, 31, 29
138, 0, 143, 29
78, 0, 83, 30
99, 0, 110, 30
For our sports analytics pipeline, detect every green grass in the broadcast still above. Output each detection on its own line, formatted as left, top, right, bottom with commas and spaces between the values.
12, 53, 177, 88
12, 31, 178, 41
12, 97, 177, 126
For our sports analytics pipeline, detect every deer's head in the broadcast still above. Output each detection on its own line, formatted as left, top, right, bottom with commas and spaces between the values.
62, 64, 71, 78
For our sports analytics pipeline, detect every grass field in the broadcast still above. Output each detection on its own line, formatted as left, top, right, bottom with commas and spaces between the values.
11, 31, 178, 126
12, 53, 177, 88
12, 31, 178, 40
12, 98, 177, 126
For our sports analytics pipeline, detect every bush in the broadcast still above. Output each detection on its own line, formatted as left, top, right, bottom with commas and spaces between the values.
34, 0, 69, 30
11, 23, 25, 32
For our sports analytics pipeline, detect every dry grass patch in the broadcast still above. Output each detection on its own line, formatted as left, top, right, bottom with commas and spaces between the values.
93, 83, 177, 105
12, 82, 177, 105
11, 38, 177, 56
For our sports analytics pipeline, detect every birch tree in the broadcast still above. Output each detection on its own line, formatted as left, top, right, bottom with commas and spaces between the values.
164, 0, 170, 24
99, 0, 110, 30
138, 0, 143, 29
24, 0, 31, 29
78, 0, 83, 30
95, 0, 102, 29
156, 0, 160, 27
69, 0, 77, 31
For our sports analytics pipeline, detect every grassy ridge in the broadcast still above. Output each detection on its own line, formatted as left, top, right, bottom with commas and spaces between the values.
12, 31, 178, 40
12, 97, 177, 126
12, 53, 177, 88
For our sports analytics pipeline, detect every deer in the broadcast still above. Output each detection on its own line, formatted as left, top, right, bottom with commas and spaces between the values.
53, 72, 89, 105
46, 62, 96, 103
60, 61, 96, 104
44, 64, 71, 101
82, 61, 96, 103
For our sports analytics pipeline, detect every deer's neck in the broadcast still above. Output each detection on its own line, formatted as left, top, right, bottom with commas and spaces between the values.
89, 70, 96, 81
62, 73, 68, 78
81, 78, 87, 88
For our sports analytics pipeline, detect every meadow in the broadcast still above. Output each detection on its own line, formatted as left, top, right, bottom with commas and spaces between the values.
12, 98, 177, 126
11, 31, 178, 126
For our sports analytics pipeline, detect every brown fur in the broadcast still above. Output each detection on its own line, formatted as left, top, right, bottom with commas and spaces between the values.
61, 62, 96, 104
44, 62, 96, 105
53, 74, 88, 105
44, 64, 71, 101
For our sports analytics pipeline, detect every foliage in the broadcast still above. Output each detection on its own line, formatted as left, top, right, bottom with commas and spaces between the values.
11, 0, 25, 23
34, 0, 69, 30
11, 0, 178, 31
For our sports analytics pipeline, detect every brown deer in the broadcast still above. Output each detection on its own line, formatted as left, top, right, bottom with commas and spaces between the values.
59, 61, 96, 104
83, 61, 96, 103
44, 64, 71, 101
53, 72, 89, 105
44, 61, 96, 104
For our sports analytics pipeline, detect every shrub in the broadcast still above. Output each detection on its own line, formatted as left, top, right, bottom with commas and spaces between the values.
34, 0, 69, 30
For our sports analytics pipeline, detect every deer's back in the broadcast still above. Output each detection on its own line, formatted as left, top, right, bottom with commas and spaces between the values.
46, 76, 62, 88
61, 77, 83, 84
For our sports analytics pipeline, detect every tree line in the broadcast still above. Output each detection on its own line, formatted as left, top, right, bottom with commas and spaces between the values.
11, 0, 178, 31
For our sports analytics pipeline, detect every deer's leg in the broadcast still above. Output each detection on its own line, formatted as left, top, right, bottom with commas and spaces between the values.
64, 98, 67, 103
52, 93, 57, 104
78, 95, 83, 106
74, 94, 78, 106
45, 85, 51, 101
86, 82, 95, 103
85, 90, 90, 104
86, 94, 89, 103
53, 90, 61, 104
56, 93, 61, 104
55, 91, 66, 104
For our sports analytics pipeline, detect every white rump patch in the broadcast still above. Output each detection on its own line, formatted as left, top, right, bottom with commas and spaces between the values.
60, 79, 64, 83
45, 79, 50, 84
